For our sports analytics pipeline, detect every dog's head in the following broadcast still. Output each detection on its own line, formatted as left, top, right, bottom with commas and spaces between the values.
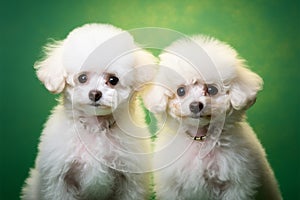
145, 35, 263, 127
35, 23, 156, 116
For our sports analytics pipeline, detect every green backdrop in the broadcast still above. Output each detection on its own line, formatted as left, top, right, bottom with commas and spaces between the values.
1, 0, 299, 199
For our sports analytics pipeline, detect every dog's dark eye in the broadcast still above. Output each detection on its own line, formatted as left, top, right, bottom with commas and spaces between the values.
108, 75, 119, 86
177, 86, 186, 97
207, 85, 218, 96
78, 74, 88, 83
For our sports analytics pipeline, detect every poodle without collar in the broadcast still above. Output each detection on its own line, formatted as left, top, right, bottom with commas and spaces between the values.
21, 23, 156, 200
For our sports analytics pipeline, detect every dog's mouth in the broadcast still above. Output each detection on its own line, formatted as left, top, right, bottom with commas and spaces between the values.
191, 114, 211, 119
175, 113, 212, 120
90, 102, 101, 107
86, 103, 113, 116
90, 103, 110, 109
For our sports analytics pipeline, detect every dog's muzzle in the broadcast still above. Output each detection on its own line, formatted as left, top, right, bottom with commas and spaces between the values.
189, 101, 204, 114
89, 90, 102, 102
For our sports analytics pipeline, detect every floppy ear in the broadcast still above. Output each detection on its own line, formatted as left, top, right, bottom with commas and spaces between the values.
143, 84, 173, 114
230, 66, 263, 110
34, 41, 67, 94
132, 49, 157, 87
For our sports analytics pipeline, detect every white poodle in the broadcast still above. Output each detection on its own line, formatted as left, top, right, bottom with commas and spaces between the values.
145, 36, 282, 200
21, 23, 156, 200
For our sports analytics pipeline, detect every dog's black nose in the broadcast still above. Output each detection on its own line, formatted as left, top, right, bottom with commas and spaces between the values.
189, 101, 204, 114
89, 90, 102, 102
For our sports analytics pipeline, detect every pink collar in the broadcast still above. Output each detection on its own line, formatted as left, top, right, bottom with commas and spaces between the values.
186, 127, 208, 142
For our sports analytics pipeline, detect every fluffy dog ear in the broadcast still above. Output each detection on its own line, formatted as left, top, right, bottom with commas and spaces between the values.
230, 66, 263, 110
143, 84, 173, 113
133, 50, 157, 87
34, 41, 67, 94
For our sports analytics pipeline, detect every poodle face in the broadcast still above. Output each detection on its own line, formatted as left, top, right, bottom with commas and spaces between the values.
145, 35, 263, 128
35, 24, 156, 116
65, 71, 132, 116
167, 80, 229, 127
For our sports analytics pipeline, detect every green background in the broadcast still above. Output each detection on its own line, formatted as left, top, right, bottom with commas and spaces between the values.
1, 0, 299, 199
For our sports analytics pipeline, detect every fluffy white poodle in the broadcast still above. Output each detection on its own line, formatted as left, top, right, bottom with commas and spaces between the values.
145, 36, 282, 200
21, 23, 156, 200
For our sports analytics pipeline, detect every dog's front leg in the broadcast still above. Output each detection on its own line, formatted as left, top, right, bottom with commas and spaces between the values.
111, 171, 148, 200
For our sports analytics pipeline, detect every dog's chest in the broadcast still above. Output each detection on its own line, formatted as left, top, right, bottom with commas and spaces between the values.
73, 118, 121, 163
62, 120, 128, 197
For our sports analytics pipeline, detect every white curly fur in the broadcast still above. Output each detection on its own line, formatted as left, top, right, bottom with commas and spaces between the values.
21, 23, 156, 200
145, 36, 282, 200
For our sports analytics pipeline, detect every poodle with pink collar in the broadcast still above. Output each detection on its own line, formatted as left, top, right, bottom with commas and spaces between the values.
145, 36, 282, 200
